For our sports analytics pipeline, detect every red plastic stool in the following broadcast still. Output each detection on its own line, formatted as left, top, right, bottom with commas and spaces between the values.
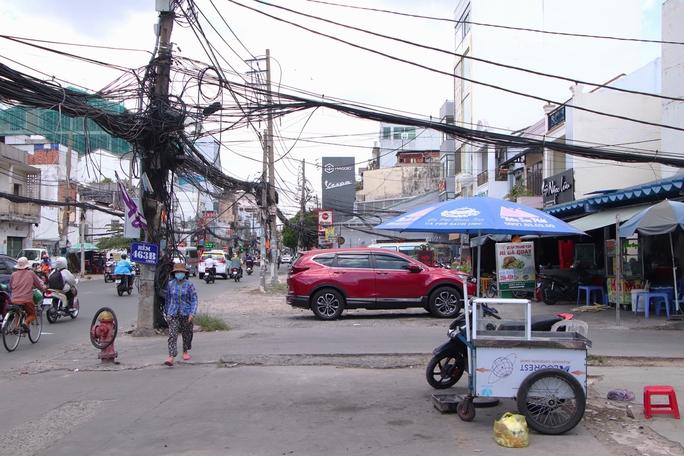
643, 386, 680, 419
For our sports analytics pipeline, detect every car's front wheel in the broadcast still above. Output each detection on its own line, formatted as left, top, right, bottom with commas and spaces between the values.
311, 288, 345, 320
428, 286, 463, 318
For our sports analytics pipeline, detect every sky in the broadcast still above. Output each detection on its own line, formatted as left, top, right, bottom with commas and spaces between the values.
0, 0, 663, 215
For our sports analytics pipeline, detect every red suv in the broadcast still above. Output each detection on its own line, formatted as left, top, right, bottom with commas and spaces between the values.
287, 248, 476, 320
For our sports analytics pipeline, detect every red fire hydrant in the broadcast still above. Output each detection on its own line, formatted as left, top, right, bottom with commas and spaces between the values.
90, 308, 118, 364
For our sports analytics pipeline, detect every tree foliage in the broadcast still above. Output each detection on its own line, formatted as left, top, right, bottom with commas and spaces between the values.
282, 210, 318, 251
96, 236, 132, 251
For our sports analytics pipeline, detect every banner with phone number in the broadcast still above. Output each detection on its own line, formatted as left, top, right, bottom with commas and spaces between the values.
495, 242, 535, 291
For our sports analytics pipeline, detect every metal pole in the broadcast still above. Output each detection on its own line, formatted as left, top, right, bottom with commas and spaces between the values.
476, 230, 482, 296
669, 232, 680, 313
79, 206, 85, 277
615, 216, 621, 326
266, 49, 278, 285
298, 158, 305, 252
259, 130, 268, 292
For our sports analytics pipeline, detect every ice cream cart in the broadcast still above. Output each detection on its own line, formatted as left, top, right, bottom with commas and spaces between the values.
458, 297, 590, 435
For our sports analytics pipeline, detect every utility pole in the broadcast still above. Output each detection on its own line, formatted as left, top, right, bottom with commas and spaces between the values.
298, 158, 305, 252
266, 49, 278, 286
79, 205, 85, 277
136, 5, 175, 335
259, 129, 268, 292
61, 132, 72, 252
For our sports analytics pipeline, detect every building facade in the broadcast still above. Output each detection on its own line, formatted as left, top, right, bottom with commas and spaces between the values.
0, 143, 41, 256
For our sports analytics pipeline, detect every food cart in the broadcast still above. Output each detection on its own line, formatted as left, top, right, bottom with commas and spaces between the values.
458, 297, 590, 435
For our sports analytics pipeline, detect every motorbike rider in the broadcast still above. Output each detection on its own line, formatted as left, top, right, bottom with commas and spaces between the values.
114, 253, 135, 289
229, 254, 242, 277
204, 255, 217, 278
48, 257, 77, 308
245, 253, 254, 270
40, 252, 51, 277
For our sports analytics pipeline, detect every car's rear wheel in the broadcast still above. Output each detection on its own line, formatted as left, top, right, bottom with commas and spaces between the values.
311, 289, 345, 320
428, 286, 463, 318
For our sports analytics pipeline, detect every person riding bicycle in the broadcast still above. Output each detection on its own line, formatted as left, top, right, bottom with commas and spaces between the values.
204, 255, 217, 278
114, 253, 135, 289
9, 257, 46, 329
48, 257, 77, 309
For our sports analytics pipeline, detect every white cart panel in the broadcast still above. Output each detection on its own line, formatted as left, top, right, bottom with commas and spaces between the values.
474, 347, 587, 398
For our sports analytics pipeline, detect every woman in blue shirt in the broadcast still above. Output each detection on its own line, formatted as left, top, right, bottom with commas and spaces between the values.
164, 262, 198, 366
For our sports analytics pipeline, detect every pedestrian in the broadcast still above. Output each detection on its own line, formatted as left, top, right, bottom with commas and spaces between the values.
9, 257, 46, 328
164, 262, 198, 366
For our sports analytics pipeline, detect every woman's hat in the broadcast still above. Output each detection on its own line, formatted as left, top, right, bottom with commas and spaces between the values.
15, 257, 29, 269
172, 262, 189, 273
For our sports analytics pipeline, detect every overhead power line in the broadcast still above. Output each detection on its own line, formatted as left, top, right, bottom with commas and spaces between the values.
226, 0, 684, 133
304, 0, 684, 46
249, 0, 681, 102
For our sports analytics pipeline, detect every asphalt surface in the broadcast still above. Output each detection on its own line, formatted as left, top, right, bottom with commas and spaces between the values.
0, 270, 260, 370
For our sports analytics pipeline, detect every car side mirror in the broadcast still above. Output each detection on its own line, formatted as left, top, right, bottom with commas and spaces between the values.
407, 264, 422, 273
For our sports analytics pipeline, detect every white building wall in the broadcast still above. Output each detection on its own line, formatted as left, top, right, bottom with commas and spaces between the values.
378, 124, 441, 169
661, 0, 684, 178
452, 0, 659, 196
566, 60, 663, 200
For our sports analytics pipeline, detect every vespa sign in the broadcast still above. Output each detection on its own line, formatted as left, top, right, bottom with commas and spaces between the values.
542, 169, 574, 207
321, 157, 355, 222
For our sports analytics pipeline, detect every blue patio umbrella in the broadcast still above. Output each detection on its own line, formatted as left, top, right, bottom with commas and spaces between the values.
376, 197, 584, 295
620, 199, 684, 313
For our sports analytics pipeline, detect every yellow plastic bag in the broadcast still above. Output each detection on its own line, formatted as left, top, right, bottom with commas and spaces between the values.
493, 412, 529, 448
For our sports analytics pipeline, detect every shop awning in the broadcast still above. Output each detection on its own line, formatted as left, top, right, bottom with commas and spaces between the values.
569, 205, 649, 233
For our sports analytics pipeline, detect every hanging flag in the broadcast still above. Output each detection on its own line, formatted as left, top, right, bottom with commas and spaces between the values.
117, 178, 147, 238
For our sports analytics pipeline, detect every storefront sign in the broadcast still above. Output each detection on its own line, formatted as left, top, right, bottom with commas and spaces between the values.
321, 157, 355, 223
495, 242, 536, 291
318, 210, 333, 226
547, 105, 566, 131
542, 169, 574, 207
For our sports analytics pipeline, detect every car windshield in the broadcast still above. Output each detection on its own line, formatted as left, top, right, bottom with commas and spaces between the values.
19, 249, 41, 260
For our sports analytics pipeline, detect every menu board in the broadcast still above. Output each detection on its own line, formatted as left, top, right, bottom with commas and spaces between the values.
495, 242, 536, 291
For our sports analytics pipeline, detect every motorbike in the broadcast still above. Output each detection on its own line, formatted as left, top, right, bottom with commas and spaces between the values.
246, 263, 254, 275
538, 272, 581, 305
230, 267, 242, 282
114, 274, 134, 296
204, 267, 216, 284
426, 304, 573, 389
104, 260, 115, 283
45, 286, 79, 323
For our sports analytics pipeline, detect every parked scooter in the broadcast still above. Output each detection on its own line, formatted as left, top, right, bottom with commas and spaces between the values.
230, 267, 242, 282
114, 274, 134, 296
204, 266, 216, 284
425, 304, 573, 389
45, 287, 79, 323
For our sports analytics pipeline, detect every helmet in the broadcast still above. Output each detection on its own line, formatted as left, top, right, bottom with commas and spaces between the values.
121, 253, 128, 260
53, 257, 68, 270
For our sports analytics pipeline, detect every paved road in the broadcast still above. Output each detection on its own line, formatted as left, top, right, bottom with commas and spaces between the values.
0, 270, 262, 368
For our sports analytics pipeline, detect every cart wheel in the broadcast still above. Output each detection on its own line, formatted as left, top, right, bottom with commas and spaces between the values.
457, 397, 476, 422
517, 368, 585, 435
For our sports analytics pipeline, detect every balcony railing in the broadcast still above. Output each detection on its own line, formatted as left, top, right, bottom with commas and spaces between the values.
476, 169, 488, 187
0, 199, 41, 223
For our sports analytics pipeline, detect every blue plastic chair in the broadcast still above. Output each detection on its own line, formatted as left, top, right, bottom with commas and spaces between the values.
633, 291, 671, 319
577, 285, 606, 306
